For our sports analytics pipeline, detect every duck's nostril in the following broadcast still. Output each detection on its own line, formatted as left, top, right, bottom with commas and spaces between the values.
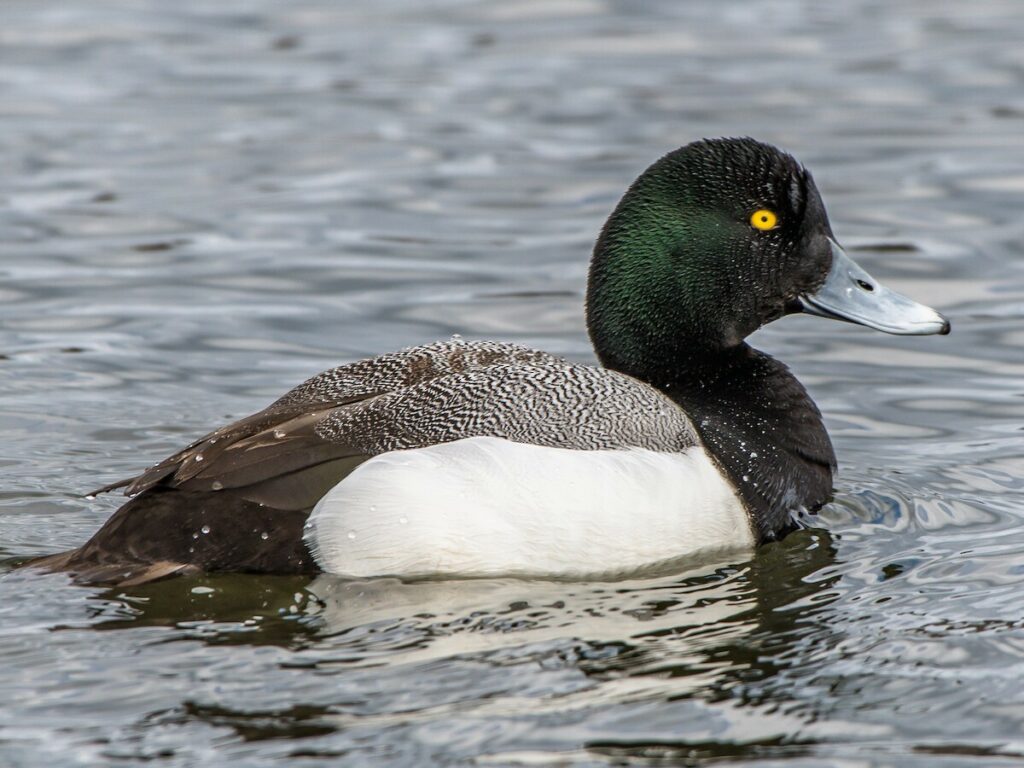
856, 279, 874, 292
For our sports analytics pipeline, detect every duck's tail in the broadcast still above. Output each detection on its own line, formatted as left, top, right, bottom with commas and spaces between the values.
17, 548, 199, 586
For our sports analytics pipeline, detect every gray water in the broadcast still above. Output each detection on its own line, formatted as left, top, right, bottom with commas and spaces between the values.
1, 1, 1023, 765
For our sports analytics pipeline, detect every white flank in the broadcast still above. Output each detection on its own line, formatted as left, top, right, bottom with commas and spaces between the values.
304, 436, 753, 580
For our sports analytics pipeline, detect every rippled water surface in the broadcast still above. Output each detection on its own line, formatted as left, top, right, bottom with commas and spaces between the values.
2, 1, 1023, 765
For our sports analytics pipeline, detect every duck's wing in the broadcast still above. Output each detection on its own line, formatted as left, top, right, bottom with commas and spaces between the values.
143, 357, 696, 511
93, 339, 566, 507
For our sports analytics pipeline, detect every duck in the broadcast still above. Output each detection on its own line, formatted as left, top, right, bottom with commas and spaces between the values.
27, 137, 950, 586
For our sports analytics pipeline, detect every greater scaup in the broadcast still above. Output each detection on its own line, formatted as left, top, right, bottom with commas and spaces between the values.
28, 138, 949, 585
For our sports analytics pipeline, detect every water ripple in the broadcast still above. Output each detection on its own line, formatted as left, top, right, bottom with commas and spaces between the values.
2, 0, 1024, 765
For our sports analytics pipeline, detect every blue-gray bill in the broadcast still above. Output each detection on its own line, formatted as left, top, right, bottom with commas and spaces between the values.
799, 240, 951, 336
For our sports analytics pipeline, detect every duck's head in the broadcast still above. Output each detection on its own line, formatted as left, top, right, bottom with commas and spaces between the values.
587, 137, 949, 378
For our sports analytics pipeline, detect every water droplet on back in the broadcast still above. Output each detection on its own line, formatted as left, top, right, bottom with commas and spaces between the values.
201, 525, 211, 535
211, 480, 223, 491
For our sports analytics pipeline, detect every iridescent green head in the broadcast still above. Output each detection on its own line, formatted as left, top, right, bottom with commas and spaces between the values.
586, 138, 948, 380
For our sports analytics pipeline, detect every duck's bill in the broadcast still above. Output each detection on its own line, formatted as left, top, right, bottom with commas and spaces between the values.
799, 240, 950, 336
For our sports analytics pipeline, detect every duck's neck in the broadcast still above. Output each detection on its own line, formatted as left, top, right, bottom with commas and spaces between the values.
587, 245, 835, 538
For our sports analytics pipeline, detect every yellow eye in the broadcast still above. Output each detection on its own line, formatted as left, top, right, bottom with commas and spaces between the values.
750, 209, 778, 230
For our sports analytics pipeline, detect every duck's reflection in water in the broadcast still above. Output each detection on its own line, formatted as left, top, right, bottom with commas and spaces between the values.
308, 529, 836, 682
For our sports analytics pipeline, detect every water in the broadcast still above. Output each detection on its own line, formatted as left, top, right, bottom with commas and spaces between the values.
1, 0, 1023, 765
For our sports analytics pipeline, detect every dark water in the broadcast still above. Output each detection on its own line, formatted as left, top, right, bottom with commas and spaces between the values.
2, 1, 1023, 765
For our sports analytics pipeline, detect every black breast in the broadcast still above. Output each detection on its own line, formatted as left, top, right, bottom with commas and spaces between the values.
665, 344, 836, 540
